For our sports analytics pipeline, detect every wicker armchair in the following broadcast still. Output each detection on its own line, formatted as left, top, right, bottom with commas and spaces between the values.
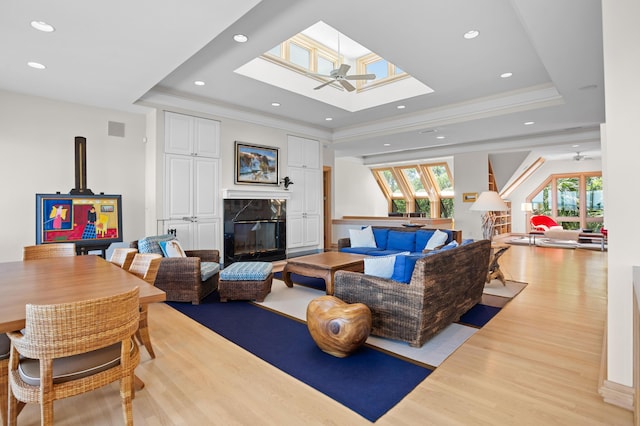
131, 240, 220, 305
1, 334, 8, 426
7, 287, 140, 425
334, 240, 491, 348
109, 247, 138, 270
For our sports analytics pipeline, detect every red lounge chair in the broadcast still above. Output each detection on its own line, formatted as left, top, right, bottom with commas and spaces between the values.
530, 215, 563, 232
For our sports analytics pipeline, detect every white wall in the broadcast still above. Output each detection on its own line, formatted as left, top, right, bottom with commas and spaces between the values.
0, 90, 147, 262
453, 152, 488, 240
602, 0, 640, 388
334, 157, 387, 221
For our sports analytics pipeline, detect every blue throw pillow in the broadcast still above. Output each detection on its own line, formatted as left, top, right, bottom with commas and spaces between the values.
371, 228, 389, 250
387, 230, 416, 252
391, 255, 422, 283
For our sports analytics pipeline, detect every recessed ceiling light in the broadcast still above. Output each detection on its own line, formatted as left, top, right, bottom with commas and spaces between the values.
271, 102, 280, 107
572, 144, 580, 148
27, 61, 46, 70
325, 117, 333, 121
30, 20, 55, 32
383, 143, 391, 146
436, 136, 446, 139
397, 105, 406, 109
194, 80, 205, 86
233, 34, 248, 43
463, 30, 479, 39
500, 72, 513, 78
524, 121, 535, 125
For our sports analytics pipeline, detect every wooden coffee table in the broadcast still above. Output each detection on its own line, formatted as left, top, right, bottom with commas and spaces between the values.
282, 252, 367, 295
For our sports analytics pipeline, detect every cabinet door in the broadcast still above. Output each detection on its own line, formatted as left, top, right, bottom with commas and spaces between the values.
303, 214, 321, 246
165, 112, 193, 156
303, 168, 321, 215
287, 214, 304, 248
287, 135, 319, 168
194, 118, 220, 158
165, 220, 193, 249
165, 155, 193, 219
193, 219, 219, 250
286, 167, 305, 215
193, 158, 218, 219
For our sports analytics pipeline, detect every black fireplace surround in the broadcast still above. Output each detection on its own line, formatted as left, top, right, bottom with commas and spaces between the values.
223, 198, 286, 266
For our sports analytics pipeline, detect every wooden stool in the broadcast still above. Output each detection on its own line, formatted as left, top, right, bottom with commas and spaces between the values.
219, 262, 273, 302
306, 295, 371, 358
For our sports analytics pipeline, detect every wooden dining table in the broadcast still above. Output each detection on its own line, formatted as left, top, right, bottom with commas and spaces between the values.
0, 254, 166, 392
0, 255, 166, 333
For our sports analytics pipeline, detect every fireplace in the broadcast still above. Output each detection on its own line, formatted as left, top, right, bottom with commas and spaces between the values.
223, 198, 286, 266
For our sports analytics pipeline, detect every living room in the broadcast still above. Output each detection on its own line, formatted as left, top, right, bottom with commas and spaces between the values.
1, 0, 639, 424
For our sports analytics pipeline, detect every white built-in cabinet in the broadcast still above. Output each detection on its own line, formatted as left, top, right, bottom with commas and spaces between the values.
163, 112, 221, 250
286, 135, 321, 250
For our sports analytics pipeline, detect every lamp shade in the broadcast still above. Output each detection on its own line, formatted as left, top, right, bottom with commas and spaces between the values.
469, 191, 509, 212
521, 202, 533, 212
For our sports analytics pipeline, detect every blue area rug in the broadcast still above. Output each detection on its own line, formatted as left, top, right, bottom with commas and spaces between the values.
168, 291, 432, 422
168, 273, 503, 422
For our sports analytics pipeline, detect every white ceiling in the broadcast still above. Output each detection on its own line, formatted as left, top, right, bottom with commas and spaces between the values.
2, 0, 603, 163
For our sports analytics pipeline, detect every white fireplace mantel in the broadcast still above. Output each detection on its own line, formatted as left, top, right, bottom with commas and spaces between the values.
221, 188, 291, 200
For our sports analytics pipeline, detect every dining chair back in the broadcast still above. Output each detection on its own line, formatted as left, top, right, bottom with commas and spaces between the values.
7, 287, 140, 425
109, 248, 138, 271
23, 243, 76, 260
128, 253, 162, 359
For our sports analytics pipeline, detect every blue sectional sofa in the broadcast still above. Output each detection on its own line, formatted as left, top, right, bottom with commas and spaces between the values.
337, 226, 462, 257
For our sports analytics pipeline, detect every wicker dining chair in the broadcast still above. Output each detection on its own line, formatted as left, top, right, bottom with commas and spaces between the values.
7, 287, 140, 426
109, 248, 138, 271
23, 243, 76, 260
1, 334, 9, 426
128, 253, 162, 359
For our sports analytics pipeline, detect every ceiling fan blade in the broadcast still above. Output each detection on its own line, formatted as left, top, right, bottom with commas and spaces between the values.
314, 79, 335, 90
339, 80, 356, 92
345, 74, 376, 80
336, 63, 351, 76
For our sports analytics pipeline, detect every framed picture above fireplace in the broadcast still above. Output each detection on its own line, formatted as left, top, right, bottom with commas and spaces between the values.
235, 141, 279, 186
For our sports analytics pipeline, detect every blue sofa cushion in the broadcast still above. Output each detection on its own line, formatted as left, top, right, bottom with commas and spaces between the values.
387, 230, 416, 252
371, 228, 390, 250
391, 254, 423, 283
341, 247, 385, 255
415, 230, 435, 252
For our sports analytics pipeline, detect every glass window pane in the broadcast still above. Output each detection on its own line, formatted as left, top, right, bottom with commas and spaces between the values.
586, 176, 604, 218
380, 170, 403, 197
429, 165, 453, 195
415, 198, 430, 214
440, 198, 454, 218
401, 168, 427, 196
267, 44, 281, 57
395, 66, 404, 75
290, 43, 310, 69
318, 56, 334, 75
392, 199, 406, 213
366, 60, 388, 80
531, 183, 552, 215
557, 178, 579, 217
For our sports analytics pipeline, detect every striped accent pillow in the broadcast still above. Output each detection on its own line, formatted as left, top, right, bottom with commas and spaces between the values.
137, 234, 175, 255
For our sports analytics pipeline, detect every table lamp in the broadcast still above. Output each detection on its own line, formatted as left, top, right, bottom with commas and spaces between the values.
521, 202, 533, 232
470, 191, 509, 240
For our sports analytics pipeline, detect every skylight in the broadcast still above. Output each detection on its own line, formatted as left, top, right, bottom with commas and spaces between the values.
234, 21, 433, 112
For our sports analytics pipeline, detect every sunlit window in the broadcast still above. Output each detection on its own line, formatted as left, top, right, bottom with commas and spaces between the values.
290, 43, 311, 70
372, 162, 454, 218
528, 172, 603, 231
357, 53, 407, 89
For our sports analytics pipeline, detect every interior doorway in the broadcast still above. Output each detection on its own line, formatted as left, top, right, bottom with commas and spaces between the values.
323, 166, 332, 250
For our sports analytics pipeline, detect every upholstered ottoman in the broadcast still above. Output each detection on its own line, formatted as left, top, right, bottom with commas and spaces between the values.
306, 295, 372, 358
218, 262, 274, 302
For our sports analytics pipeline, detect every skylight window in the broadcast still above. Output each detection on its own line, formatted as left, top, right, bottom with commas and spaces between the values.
234, 21, 433, 112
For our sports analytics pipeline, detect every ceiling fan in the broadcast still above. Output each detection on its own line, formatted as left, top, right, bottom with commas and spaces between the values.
573, 151, 591, 161
307, 33, 376, 92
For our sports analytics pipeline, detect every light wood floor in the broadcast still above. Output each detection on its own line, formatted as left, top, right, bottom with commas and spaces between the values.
15, 245, 633, 425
